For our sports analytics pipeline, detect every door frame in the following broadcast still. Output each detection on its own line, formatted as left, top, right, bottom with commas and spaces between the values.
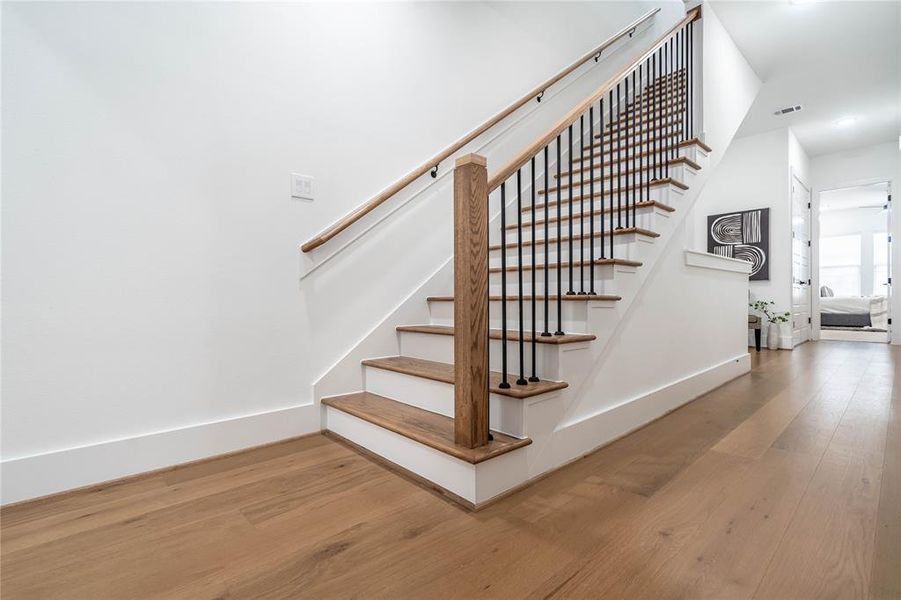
811, 178, 892, 343
790, 170, 812, 347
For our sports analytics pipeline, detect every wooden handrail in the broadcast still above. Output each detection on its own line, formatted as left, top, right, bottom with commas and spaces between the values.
487, 7, 701, 193
300, 8, 660, 254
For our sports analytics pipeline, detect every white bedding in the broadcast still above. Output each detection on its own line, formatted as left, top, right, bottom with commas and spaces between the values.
821, 296, 888, 329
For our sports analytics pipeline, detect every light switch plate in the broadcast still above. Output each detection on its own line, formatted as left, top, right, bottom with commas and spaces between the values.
292, 173, 314, 200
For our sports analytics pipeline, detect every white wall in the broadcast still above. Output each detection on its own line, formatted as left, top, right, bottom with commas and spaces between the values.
809, 141, 901, 342
699, 2, 761, 155
1, 1, 686, 503
692, 128, 793, 346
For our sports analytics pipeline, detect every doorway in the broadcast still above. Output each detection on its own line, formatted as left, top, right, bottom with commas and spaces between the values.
816, 182, 892, 343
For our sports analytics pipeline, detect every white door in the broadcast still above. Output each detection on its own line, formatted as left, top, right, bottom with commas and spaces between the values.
792, 175, 811, 345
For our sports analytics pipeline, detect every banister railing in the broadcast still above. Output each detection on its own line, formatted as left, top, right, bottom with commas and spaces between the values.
300, 8, 660, 254
454, 8, 701, 447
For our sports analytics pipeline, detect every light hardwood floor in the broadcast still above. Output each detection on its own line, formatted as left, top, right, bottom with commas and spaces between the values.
2, 341, 898, 599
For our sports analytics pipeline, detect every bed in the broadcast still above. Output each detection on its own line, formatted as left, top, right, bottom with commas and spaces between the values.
820, 295, 889, 330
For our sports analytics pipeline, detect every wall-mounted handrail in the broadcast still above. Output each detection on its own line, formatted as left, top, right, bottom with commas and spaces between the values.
300, 7, 660, 254
487, 7, 700, 193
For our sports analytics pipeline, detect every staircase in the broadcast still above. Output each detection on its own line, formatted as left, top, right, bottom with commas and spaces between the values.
311, 9, 712, 508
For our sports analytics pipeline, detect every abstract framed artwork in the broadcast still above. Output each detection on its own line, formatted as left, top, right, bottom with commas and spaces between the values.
707, 207, 769, 280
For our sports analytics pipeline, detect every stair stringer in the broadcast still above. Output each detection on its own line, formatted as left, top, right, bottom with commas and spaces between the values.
477, 146, 757, 503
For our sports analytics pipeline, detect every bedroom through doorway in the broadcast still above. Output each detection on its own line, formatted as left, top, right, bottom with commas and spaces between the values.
817, 182, 892, 343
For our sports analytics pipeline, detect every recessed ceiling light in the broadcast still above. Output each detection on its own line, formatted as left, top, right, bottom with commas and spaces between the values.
834, 117, 857, 128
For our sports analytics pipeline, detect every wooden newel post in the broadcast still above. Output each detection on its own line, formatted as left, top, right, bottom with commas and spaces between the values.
453, 153, 490, 449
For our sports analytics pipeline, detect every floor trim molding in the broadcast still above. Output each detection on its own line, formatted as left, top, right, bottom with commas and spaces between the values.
1, 403, 319, 505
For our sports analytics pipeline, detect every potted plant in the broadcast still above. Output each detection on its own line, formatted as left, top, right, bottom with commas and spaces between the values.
749, 300, 791, 350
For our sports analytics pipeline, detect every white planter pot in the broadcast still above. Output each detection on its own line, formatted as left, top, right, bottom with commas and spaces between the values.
767, 323, 780, 350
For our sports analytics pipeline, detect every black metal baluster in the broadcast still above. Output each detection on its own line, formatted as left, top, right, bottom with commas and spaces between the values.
555, 135, 564, 335
653, 50, 659, 182
590, 104, 596, 295
529, 157, 539, 381
542, 146, 551, 337
499, 183, 510, 389
516, 169, 527, 386
662, 42, 673, 177
624, 74, 630, 229
567, 124, 575, 295
638, 62, 643, 209
579, 115, 586, 294
682, 27, 688, 142
631, 68, 638, 226
670, 37, 676, 167
689, 21, 694, 139
599, 98, 606, 261
645, 58, 652, 203
616, 82, 622, 231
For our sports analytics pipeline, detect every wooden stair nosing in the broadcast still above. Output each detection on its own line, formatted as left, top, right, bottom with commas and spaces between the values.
489, 226, 659, 252
322, 392, 531, 465
524, 178, 687, 213
427, 293, 622, 303
396, 324, 596, 345
507, 200, 674, 230
361, 356, 568, 400
489, 257, 642, 273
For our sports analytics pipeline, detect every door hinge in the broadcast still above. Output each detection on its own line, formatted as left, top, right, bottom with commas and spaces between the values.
808, 317, 812, 324
889, 235, 893, 243
807, 202, 811, 209
889, 194, 892, 202
889, 318, 893, 325
807, 278, 811, 285
889, 277, 893, 285
807, 240, 811, 247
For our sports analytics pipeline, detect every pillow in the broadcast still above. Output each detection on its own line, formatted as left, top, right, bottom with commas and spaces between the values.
820, 286, 834, 297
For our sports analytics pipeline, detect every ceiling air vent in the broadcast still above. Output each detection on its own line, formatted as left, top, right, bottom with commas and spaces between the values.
774, 104, 803, 116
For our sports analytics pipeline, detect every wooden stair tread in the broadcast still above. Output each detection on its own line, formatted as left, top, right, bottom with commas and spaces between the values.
397, 324, 596, 345
509, 200, 674, 229
582, 132, 696, 154
323, 392, 531, 464
427, 293, 621, 302
489, 257, 642, 272
594, 118, 683, 140
361, 356, 568, 399
488, 226, 660, 251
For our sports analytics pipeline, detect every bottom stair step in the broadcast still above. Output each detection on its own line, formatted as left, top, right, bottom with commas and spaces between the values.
362, 356, 567, 399
322, 392, 531, 464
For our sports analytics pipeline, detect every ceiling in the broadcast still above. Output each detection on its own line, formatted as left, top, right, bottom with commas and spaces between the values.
710, 0, 900, 157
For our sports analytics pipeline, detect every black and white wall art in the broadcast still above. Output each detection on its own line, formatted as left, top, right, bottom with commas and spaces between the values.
707, 208, 769, 280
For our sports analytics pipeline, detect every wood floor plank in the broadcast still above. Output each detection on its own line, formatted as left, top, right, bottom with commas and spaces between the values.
2, 342, 899, 599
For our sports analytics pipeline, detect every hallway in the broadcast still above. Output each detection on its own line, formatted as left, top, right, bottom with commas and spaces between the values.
2, 341, 898, 599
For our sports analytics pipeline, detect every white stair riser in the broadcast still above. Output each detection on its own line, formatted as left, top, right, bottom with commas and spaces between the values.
502, 208, 665, 244
519, 185, 681, 222
428, 298, 608, 334
398, 330, 569, 381
490, 234, 656, 265
363, 366, 535, 438
543, 164, 690, 194
488, 263, 637, 296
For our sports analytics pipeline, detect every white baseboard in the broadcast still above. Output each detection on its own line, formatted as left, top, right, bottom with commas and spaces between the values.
1, 403, 320, 505
545, 353, 751, 473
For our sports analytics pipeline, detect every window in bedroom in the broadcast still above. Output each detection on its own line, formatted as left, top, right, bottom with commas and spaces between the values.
820, 234, 861, 296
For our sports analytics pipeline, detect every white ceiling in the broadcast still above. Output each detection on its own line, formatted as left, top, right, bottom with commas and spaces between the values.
710, 0, 901, 157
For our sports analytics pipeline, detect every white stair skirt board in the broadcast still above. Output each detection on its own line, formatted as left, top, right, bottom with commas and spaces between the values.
529, 353, 751, 478
1, 402, 320, 506
324, 407, 529, 507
